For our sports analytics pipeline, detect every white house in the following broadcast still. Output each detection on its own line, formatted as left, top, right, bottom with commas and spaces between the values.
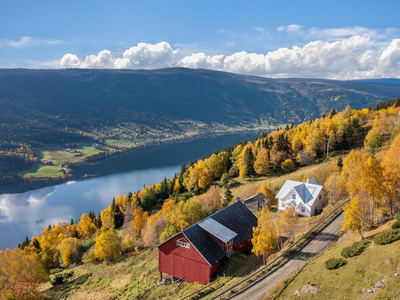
276, 179, 327, 217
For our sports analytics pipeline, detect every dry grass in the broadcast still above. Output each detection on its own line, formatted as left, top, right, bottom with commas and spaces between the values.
277, 219, 400, 300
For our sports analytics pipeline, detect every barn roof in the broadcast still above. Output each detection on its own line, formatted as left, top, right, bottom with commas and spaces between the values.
198, 218, 237, 243
183, 225, 226, 266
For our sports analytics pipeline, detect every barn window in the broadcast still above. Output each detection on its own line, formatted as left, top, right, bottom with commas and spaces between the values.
319, 195, 321, 199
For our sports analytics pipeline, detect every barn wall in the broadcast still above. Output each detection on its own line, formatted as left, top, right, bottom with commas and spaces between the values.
158, 233, 213, 285
234, 237, 253, 253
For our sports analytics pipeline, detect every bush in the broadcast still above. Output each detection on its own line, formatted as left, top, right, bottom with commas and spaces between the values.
396, 214, 400, 221
49, 270, 74, 285
392, 220, 400, 229
0, 282, 48, 300
341, 240, 370, 258
324, 258, 347, 270
374, 229, 400, 245
49, 268, 63, 274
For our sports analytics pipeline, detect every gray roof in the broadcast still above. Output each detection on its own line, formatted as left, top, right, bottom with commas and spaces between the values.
209, 201, 258, 248
183, 224, 226, 266
198, 218, 237, 243
243, 193, 270, 213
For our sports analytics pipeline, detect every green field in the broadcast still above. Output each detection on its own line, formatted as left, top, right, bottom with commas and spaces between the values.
105, 139, 137, 148
20, 142, 109, 177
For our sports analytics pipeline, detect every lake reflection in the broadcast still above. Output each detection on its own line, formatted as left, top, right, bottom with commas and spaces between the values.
0, 165, 180, 249
0, 131, 260, 250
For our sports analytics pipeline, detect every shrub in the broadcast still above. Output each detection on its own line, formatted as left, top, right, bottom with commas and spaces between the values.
49, 268, 63, 274
396, 214, 400, 221
341, 240, 370, 258
392, 220, 400, 229
0, 282, 48, 300
324, 257, 347, 270
374, 229, 400, 245
49, 270, 74, 285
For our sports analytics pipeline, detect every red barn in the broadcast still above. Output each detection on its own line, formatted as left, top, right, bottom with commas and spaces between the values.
158, 201, 257, 285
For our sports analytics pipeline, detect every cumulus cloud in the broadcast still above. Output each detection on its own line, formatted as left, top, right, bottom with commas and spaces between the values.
60, 33, 400, 79
0, 36, 61, 48
61, 42, 178, 69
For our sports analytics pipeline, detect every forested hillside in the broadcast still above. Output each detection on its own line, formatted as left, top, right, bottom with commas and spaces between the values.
1, 99, 400, 299
1, 68, 400, 145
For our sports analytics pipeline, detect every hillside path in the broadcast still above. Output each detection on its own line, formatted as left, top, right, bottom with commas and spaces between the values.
227, 212, 344, 300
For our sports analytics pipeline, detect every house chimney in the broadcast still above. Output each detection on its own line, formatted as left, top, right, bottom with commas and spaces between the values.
306, 179, 309, 184
236, 197, 241, 202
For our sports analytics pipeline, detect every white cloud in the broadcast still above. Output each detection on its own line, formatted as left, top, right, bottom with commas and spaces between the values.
59, 31, 400, 79
277, 24, 303, 33
60, 53, 81, 68
61, 42, 178, 69
0, 36, 62, 48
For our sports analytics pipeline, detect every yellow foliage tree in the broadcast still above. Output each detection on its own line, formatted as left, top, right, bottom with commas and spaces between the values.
132, 206, 149, 238
0, 248, 48, 288
281, 159, 295, 173
173, 178, 181, 193
76, 213, 97, 239
254, 148, 270, 176
342, 197, 367, 239
252, 206, 278, 264
279, 207, 299, 243
94, 227, 121, 261
100, 206, 114, 230
381, 132, 400, 214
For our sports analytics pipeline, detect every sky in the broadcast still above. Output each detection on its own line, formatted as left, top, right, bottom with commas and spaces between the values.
1, 0, 400, 79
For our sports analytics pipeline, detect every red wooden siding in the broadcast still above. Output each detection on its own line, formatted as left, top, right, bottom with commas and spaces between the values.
234, 237, 253, 253
158, 233, 212, 285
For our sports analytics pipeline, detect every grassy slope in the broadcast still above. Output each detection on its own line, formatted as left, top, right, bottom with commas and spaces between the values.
40, 160, 346, 300
276, 220, 400, 300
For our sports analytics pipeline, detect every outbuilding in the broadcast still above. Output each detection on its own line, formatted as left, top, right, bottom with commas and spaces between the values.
158, 201, 257, 285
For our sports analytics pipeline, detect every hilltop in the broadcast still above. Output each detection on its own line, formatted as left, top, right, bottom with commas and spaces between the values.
1, 68, 400, 146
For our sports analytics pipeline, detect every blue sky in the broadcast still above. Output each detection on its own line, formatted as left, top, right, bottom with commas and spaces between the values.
1, 0, 400, 79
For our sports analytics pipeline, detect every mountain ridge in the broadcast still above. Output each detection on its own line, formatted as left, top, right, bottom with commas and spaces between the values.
1, 67, 399, 144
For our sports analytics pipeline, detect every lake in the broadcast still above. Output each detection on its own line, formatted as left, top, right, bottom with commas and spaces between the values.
0, 132, 260, 250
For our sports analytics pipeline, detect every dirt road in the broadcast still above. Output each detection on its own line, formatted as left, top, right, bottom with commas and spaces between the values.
228, 212, 344, 300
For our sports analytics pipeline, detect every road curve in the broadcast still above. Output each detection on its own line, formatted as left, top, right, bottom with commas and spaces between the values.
227, 212, 344, 300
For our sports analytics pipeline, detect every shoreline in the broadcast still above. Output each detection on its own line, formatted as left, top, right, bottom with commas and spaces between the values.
0, 129, 266, 193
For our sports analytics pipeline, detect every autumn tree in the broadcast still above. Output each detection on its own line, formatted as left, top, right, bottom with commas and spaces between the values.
281, 159, 295, 173
254, 148, 270, 175
279, 207, 298, 243
342, 197, 369, 239
258, 182, 277, 206
141, 214, 167, 248
94, 227, 121, 261
0, 248, 48, 287
297, 148, 316, 166
76, 213, 97, 239
381, 132, 400, 214
252, 206, 278, 265
132, 206, 149, 238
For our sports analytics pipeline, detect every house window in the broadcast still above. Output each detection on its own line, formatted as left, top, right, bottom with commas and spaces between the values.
301, 207, 305, 212
292, 194, 296, 200
319, 195, 321, 200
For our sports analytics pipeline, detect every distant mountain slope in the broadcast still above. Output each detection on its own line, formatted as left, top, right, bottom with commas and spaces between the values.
0, 68, 399, 143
